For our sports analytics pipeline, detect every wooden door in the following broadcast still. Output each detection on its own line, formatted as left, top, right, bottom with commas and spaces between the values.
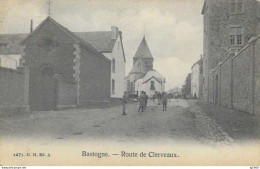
41, 66, 57, 111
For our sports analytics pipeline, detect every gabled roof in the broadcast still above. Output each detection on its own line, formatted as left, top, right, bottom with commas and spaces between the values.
0, 34, 27, 55
133, 36, 153, 59
20, 16, 109, 62
74, 31, 116, 53
142, 70, 164, 84
75, 31, 126, 62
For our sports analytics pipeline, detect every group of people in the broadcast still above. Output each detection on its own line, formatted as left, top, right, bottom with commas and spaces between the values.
121, 91, 169, 115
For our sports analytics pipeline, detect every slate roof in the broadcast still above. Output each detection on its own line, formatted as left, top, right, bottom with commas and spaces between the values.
0, 34, 27, 55
74, 32, 116, 53
133, 36, 153, 59
0, 17, 125, 62
20, 16, 105, 60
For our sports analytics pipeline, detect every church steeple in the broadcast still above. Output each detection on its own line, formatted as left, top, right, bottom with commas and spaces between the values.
133, 36, 153, 59
130, 36, 154, 76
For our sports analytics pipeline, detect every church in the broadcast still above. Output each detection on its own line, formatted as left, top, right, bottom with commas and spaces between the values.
0, 16, 126, 111
125, 37, 165, 98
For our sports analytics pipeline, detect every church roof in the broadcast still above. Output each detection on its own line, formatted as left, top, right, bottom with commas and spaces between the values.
133, 36, 153, 59
0, 34, 27, 55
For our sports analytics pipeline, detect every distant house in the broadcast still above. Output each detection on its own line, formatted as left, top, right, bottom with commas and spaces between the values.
0, 34, 26, 69
125, 36, 165, 97
74, 27, 126, 100
135, 70, 165, 97
168, 87, 182, 98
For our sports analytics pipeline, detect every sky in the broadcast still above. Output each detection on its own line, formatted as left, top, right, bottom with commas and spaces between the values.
0, 0, 204, 90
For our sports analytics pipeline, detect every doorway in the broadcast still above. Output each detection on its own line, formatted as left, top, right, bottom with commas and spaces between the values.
41, 66, 57, 111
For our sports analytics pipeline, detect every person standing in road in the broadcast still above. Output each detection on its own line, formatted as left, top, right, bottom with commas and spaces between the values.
122, 91, 128, 115
162, 92, 168, 111
138, 91, 145, 112
144, 92, 148, 110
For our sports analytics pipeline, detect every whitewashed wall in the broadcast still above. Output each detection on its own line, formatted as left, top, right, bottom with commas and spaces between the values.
103, 35, 125, 99
0, 55, 21, 69
191, 63, 200, 98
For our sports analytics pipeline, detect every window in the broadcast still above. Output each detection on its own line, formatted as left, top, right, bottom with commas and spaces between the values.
112, 59, 115, 73
230, 27, 243, 46
230, 0, 243, 14
150, 81, 155, 90
112, 79, 115, 94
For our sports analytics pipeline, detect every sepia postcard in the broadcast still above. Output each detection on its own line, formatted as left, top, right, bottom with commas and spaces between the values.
0, 0, 259, 166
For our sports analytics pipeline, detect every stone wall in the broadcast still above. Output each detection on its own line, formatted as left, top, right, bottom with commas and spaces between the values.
56, 77, 77, 109
0, 66, 29, 113
232, 44, 254, 113
208, 36, 260, 114
202, 0, 260, 102
254, 37, 260, 115
78, 46, 111, 106
220, 56, 232, 108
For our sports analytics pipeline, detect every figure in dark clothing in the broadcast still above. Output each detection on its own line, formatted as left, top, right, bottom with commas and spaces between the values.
194, 93, 197, 99
138, 91, 145, 112
122, 91, 128, 115
152, 93, 156, 102
162, 92, 168, 111
144, 92, 148, 110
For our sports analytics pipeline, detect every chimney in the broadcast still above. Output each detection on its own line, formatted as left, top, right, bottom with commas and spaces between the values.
30, 19, 33, 33
111, 26, 118, 40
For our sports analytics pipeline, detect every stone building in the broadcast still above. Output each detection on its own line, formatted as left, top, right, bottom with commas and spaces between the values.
75, 27, 126, 100
191, 57, 203, 99
201, 0, 260, 114
0, 16, 112, 111
125, 36, 165, 97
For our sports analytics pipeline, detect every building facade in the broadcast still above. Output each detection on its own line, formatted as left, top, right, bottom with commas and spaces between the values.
0, 17, 112, 111
75, 27, 126, 99
135, 70, 165, 97
201, 0, 260, 114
